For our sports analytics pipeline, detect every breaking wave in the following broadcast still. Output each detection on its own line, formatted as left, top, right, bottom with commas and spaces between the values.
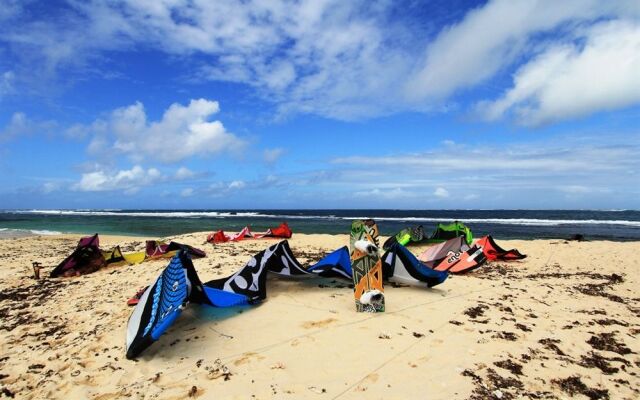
7, 210, 640, 227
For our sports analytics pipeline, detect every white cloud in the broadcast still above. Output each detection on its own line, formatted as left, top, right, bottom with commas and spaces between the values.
330, 134, 640, 207
72, 165, 162, 192
2, 1, 640, 122
354, 187, 413, 200
180, 187, 194, 197
84, 98, 245, 163
0, 112, 57, 142
1, 70, 15, 97
406, 0, 637, 101
42, 182, 60, 194
228, 180, 246, 190
476, 20, 640, 125
434, 187, 450, 198
174, 166, 195, 180
263, 147, 285, 164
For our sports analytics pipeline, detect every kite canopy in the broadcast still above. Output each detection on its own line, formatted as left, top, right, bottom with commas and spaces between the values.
382, 243, 448, 287
50, 234, 104, 277
204, 240, 350, 303
101, 246, 126, 266
125, 241, 352, 358
126, 250, 195, 359
382, 225, 426, 250
206, 222, 293, 244
417, 236, 469, 268
145, 240, 206, 259
428, 221, 473, 245
432, 244, 486, 274
476, 236, 527, 261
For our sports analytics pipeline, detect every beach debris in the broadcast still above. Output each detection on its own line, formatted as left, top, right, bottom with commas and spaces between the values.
412, 332, 424, 338
150, 372, 161, 383
464, 304, 489, 319
1, 387, 15, 398
579, 351, 630, 375
307, 386, 326, 394
378, 333, 391, 339
493, 360, 523, 375
270, 362, 285, 370
205, 359, 232, 381
552, 376, 609, 400
31, 262, 42, 279
514, 323, 531, 332
586, 332, 632, 355
538, 338, 566, 356
492, 331, 518, 341
188, 386, 198, 397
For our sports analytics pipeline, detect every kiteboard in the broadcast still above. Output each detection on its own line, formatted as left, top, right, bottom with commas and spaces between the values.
350, 219, 384, 312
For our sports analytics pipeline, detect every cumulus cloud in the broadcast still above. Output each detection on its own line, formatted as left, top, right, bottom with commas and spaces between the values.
0, 70, 15, 97
434, 187, 450, 198
331, 134, 640, 207
180, 187, 194, 197
72, 165, 161, 192
83, 98, 244, 163
42, 182, 61, 194
2, 1, 640, 122
354, 187, 413, 200
174, 166, 195, 180
263, 147, 285, 164
476, 20, 640, 125
406, 0, 637, 100
228, 180, 246, 190
0, 112, 57, 142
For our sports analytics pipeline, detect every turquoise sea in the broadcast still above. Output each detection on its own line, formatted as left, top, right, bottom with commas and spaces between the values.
1, 209, 639, 241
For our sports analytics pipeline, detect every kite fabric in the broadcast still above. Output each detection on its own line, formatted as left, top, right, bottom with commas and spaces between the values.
428, 221, 473, 245
382, 243, 448, 287
382, 225, 426, 250
126, 238, 453, 358
144, 240, 206, 259
206, 222, 293, 244
476, 236, 527, 261
203, 240, 350, 304
125, 241, 352, 358
50, 234, 104, 277
51, 234, 207, 279
432, 244, 487, 274
417, 236, 470, 268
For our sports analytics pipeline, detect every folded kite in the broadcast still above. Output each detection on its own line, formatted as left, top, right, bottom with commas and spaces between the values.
126, 239, 451, 358
382, 243, 449, 287
145, 240, 206, 259
432, 244, 486, 274
428, 221, 473, 245
51, 234, 207, 278
125, 241, 351, 358
417, 236, 469, 267
51, 234, 105, 277
475, 235, 526, 261
206, 222, 293, 244
382, 225, 426, 250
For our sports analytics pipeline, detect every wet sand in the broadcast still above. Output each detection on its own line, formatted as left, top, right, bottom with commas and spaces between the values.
0, 233, 638, 399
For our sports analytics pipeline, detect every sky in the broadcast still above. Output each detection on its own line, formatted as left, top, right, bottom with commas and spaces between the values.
0, 0, 639, 210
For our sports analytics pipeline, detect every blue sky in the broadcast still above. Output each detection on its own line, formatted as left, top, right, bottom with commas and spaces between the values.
1, 0, 639, 209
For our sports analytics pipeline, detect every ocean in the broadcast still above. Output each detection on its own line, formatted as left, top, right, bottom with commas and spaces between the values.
1, 209, 639, 241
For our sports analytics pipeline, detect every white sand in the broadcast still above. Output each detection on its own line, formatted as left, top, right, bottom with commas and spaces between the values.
0, 233, 638, 399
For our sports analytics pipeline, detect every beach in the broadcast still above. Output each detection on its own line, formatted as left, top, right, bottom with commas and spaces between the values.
0, 233, 638, 399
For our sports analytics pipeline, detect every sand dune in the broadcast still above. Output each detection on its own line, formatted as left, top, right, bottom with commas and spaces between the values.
0, 233, 638, 399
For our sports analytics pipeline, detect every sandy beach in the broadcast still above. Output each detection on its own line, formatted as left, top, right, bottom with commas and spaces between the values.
0, 233, 638, 399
